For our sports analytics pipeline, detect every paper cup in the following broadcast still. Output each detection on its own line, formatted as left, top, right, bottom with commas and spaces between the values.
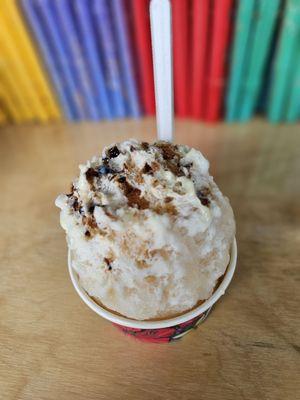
68, 238, 237, 343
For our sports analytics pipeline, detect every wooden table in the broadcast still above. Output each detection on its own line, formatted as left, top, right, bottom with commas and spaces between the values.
1, 119, 299, 400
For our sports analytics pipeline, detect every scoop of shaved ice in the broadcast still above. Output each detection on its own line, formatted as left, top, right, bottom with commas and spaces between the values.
56, 140, 235, 320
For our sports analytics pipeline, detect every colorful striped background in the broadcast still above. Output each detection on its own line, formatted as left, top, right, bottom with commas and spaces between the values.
0, 0, 299, 125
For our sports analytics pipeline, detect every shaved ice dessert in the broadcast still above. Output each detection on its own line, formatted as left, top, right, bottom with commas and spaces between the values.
56, 140, 235, 320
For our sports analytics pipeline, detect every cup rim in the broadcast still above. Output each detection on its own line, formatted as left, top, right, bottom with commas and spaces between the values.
68, 237, 237, 329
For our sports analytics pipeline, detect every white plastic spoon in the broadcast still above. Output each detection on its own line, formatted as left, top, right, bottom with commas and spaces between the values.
150, 0, 174, 141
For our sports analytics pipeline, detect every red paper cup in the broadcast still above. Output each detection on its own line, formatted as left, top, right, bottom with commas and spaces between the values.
68, 238, 237, 343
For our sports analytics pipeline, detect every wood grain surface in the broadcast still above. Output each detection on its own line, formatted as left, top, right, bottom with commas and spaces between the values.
0, 118, 299, 400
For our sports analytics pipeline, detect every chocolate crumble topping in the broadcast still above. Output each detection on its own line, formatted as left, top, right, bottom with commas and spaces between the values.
154, 203, 178, 216
120, 180, 150, 210
73, 198, 80, 212
85, 168, 98, 184
149, 162, 158, 173
107, 145, 120, 158
104, 257, 113, 270
88, 204, 95, 214
166, 161, 184, 177
197, 188, 211, 207
155, 142, 177, 160
198, 187, 210, 197
136, 259, 149, 269
153, 142, 185, 177
82, 215, 98, 229
142, 163, 152, 174
73, 142, 212, 228
141, 142, 149, 151
135, 172, 144, 184
118, 176, 126, 183
200, 198, 210, 206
